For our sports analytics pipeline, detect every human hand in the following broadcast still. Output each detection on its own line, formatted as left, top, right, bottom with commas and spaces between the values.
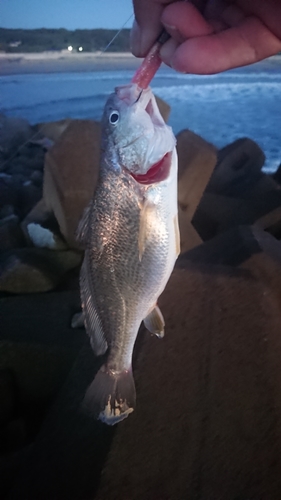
131, 0, 281, 74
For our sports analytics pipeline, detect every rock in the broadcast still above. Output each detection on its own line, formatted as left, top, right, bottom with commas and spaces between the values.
254, 205, 281, 239
8, 342, 114, 500
155, 95, 171, 123
0, 115, 34, 167
5, 158, 31, 177
3, 418, 27, 452
0, 179, 19, 210
7, 227, 281, 500
0, 248, 82, 293
0, 369, 17, 427
193, 174, 281, 241
18, 183, 42, 220
272, 163, 281, 185
23, 156, 45, 172
96, 227, 281, 500
21, 198, 50, 233
241, 226, 281, 294
43, 120, 101, 248
38, 119, 72, 143
206, 137, 265, 196
0, 215, 25, 251
192, 193, 256, 240
238, 174, 281, 214
30, 170, 43, 187
177, 206, 202, 253
176, 129, 217, 219
0, 204, 14, 220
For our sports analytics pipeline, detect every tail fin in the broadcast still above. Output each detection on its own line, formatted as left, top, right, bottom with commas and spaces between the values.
83, 366, 136, 425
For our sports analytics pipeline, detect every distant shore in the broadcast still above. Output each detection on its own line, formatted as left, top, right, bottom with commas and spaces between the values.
0, 51, 281, 76
0, 51, 141, 75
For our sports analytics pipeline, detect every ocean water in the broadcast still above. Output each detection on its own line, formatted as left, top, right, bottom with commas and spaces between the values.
1, 62, 281, 172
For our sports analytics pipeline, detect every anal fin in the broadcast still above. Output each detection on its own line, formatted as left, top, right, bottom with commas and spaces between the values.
80, 256, 108, 356
76, 203, 91, 247
144, 304, 165, 338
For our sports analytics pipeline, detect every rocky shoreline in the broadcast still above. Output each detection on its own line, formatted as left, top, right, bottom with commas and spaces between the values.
1, 98, 281, 498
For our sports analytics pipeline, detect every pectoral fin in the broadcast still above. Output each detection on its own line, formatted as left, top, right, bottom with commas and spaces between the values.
144, 305, 165, 338
138, 198, 154, 261
174, 214, 180, 256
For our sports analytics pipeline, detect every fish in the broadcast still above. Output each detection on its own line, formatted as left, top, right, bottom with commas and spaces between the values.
77, 82, 179, 425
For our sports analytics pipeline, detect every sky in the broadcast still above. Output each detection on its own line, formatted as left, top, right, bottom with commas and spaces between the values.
0, 0, 134, 30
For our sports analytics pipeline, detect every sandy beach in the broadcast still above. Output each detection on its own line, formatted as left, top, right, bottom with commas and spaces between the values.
0, 51, 141, 75
0, 50, 281, 76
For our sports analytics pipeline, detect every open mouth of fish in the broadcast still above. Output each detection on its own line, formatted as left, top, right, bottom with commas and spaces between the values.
117, 84, 173, 185
132, 95, 172, 185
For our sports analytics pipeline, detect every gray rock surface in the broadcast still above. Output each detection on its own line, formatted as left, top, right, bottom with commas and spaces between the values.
0, 248, 82, 293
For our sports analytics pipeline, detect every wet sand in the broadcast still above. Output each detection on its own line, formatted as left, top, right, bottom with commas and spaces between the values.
0, 51, 141, 75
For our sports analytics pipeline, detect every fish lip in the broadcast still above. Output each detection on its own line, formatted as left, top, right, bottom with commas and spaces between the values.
116, 84, 163, 127
139, 88, 164, 128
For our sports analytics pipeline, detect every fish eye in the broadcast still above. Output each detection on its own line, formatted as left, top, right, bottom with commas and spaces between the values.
109, 110, 119, 125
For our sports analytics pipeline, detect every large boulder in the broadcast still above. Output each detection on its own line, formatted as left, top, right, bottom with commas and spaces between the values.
206, 137, 265, 196
155, 95, 171, 123
192, 192, 256, 240
177, 206, 202, 253
176, 129, 217, 219
255, 205, 281, 239
193, 174, 281, 241
6, 227, 281, 500
43, 120, 101, 248
38, 119, 72, 143
95, 226, 281, 500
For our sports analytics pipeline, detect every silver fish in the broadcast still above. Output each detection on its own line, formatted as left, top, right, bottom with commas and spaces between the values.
77, 83, 179, 425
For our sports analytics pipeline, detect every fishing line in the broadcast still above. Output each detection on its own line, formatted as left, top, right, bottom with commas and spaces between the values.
99, 13, 134, 54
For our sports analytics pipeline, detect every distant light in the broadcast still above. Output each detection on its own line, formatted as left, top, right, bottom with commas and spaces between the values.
78, 46, 83, 52
67, 46, 73, 52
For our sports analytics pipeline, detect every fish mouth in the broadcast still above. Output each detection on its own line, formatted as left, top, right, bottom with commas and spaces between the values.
116, 84, 173, 184
130, 151, 172, 184
131, 90, 172, 184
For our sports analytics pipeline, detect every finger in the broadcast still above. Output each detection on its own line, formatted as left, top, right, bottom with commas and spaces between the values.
131, 0, 175, 57
160, 16, 281, 74
234, 0, 281, 41
161, 1, 214, 38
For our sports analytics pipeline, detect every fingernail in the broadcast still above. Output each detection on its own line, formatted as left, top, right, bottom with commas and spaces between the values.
130, 19, 142, 56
